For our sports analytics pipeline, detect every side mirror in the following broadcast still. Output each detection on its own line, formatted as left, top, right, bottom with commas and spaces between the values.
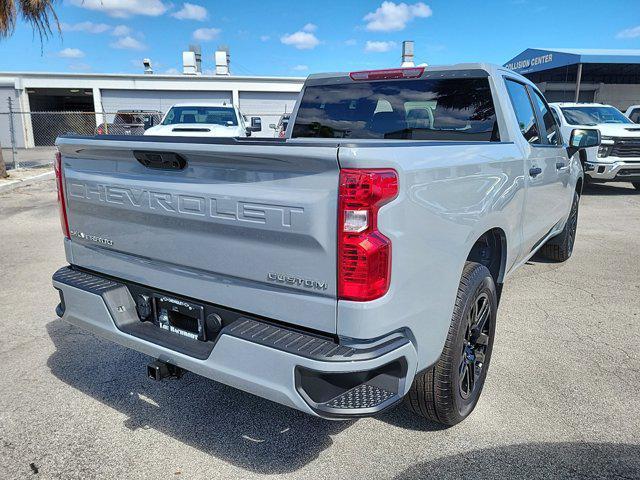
245, 127, 252, 137
567, 128, 600, 158
144, 116, 157, 130
249, 117, 262, 132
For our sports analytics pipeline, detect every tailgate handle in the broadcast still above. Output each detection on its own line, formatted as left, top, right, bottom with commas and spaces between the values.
133, 151, 187, 170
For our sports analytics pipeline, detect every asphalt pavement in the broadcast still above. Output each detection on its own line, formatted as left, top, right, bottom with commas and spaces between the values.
1, 180, 639, 479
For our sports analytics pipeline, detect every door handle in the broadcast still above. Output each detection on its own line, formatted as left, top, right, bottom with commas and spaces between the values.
529, 167, 542, 177
556, 161, 566, 170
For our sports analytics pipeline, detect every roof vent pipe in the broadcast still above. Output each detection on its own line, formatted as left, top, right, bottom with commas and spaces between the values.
214, 48, 230, 76
143, 58, 153, 74
182, 51, 200, 75
401, 40, 415, 67
189, 44, 202, 73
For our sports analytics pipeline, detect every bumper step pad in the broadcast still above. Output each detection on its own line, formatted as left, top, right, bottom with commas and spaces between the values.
325, 383, 396, 410
53, 267, 121, 295
225, 318, 409, 363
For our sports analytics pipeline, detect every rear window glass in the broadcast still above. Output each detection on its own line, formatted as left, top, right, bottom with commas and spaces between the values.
292, 77, 499, 141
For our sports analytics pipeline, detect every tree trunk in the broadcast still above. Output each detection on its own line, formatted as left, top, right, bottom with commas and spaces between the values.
0, 143, 7, 178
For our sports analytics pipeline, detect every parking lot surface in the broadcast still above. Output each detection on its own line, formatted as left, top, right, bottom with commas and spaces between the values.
1, 180, 639, 479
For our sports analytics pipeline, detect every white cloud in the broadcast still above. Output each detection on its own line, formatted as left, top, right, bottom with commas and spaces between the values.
110, 36, 146, 50
68, 0, 170, 18
112, 25, 132, 36
302, 23, 317, 32
345, 39, 357, 46
365, 40, 396, 52
192, 27, 221, 41
61, 21, 111, 34
617, 25, 640, 39
281, 29, 320, 50
164, 68, 181, 74
172, 3, 208, 21
292, 64, 309, 71
58, 48, 85, 58
260, 35, 270, 42
364, 1, 432, 32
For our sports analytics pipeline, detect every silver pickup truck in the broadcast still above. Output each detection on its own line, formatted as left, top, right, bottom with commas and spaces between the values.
52, 64, 599, 426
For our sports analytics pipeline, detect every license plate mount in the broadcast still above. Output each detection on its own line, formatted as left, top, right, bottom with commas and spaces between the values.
154, 295, 206, 341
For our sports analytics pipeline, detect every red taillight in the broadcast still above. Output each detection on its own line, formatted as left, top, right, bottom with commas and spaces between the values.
55, 151, 70, 239
349, 67, 424, 81
338, 169, 398, 301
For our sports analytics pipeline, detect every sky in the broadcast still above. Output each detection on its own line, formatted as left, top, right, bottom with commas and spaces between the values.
0, 0, 639, 77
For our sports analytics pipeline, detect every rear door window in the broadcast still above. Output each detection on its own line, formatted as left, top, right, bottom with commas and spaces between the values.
504, 79, 540, 144
530, 88, 562, 145
292, 77, 500, 141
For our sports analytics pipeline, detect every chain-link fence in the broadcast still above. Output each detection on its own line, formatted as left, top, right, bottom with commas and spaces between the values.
0, 111, 113, 170
0, 108, 290, 171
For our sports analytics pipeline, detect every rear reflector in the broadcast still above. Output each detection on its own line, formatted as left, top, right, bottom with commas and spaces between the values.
54, 151, 70, 239
338, 169, 398, 301
349, 67, 424, 81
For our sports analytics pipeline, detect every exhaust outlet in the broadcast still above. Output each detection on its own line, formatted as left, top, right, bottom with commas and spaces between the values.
147, 360, 184, 381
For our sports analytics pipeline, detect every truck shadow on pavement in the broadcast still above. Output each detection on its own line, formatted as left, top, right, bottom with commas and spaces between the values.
582, 183, 639, 196
45, 320, 353, 474
393, 441, 640, 479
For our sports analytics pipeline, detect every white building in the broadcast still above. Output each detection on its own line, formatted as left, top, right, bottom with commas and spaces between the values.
0, 71, 305, 147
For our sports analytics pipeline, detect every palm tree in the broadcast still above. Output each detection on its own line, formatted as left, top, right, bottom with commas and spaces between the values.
0, 0, 60, 177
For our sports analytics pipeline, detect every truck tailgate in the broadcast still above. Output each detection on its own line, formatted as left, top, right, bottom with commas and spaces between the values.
57, 137, 340, 333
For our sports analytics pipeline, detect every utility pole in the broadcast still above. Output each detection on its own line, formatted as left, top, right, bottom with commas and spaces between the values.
7, 97, 19, 169
574, 64, 583, 103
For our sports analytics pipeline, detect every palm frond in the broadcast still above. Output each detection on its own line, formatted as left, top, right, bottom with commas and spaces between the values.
0, 0, 61, 43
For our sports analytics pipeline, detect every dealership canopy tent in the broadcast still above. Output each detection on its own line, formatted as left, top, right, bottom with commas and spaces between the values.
504, 48, 640, 107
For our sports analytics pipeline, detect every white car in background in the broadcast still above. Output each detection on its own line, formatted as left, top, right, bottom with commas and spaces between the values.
625, 105, 640, 123
550, 103, 640, 190
144, 102, 261, 137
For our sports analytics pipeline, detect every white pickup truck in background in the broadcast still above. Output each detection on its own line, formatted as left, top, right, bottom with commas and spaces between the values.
144, 102, 262, 138
551, 102, 640, 190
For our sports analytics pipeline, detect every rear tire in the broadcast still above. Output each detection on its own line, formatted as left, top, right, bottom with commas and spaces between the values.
539, 190, 579, 262
404, 262, 497, 426
633, 182, 640, 191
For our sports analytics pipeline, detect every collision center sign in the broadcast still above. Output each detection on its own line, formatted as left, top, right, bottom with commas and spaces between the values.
504, 49, 581, 75
505, 53, 554, 72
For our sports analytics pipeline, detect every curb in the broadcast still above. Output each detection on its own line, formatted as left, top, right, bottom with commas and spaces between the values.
0, 170, 54, 195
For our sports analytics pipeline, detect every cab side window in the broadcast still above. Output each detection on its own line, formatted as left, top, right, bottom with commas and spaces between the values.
530, 89, 562, 145
630, 108, 640, 124
505, 79, 540, 144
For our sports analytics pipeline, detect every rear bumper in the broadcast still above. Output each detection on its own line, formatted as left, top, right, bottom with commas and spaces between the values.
585, 159, 640, 182
52, 266, 417, 419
